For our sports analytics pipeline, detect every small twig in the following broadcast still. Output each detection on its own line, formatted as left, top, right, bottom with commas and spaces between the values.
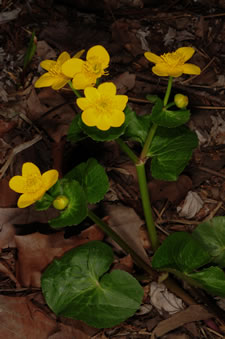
0, 135, 42, 179
198, 166, 225, 179
203, 201, 223, 222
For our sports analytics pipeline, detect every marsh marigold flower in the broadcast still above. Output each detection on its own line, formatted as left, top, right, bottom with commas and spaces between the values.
35, 51, 72, 90
9, 162, 59, 208
144, 47, 201, 77
77, 82, 128, 131
62, 45, 110, 90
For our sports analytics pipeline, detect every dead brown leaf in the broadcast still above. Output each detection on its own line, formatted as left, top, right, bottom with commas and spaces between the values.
113, 72, 136, 94
151, 305, 213, 338
148, 175, 192, 204
0, 294, 93, 339
15, 225, 104, 287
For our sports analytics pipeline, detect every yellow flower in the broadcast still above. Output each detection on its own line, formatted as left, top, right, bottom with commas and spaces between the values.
77, 82, 128, 131
34, 51, 72, 90
144, 47, 201, 77
9, 162, 59, 208
62, 45, 110, 90
53, 195, 69, 210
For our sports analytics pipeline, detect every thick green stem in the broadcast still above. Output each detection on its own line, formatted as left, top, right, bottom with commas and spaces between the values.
140, 123, 158, 161
163, 76, 173, 106
87, 209, 157, 278
116, 138, 139, 164
68, 80, 82, 98
136, 162, 159, 251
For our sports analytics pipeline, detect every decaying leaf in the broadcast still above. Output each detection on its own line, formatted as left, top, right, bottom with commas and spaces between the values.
15, 225, 104, 287
177, 191, 204, 219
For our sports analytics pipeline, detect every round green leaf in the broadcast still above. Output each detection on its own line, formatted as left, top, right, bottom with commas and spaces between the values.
152, 232, 211, 273
122, 109, 152, 146
148, 126, 198, 181
65, 158, 109, 203
67, 114, 87, 143
41, 241, 143, 328
188, 266, 225, 297
49, 179, 87, 228
78, 106, 132, 141
193, 216, 225, 267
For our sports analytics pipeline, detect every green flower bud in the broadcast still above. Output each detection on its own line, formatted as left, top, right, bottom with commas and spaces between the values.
174, 94, 188, 109
53, 195, 69, 210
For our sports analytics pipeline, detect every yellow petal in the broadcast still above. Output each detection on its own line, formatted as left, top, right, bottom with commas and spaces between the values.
62, 58, 84, 78
76, 97, 90, 110
73, 73, 96, 90
81, 108, 98, 127
144, 52, 162, 64
9, 176, 27, 193
98, 82, 116, 97
176, 47, 195, 62
182, 63, 201, 75
96, 118, 111, 131
42, 169, 59, 190
57, 51, 71, 66
73, 49, 85, 58
52, 76, 70, 90
34, 73, 54, 88
40, 60, 56, 71
17, 191, 45, 208
22, 162, 41, 177
84, 86, 100, 102
112, 95, 128, 111
109, 110, 125, 127
87, 45, 110, 67
152, 64, 183, 77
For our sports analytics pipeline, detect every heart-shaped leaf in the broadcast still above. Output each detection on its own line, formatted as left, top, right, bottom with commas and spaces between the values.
122, 109, 152, 145
41, 241, 143, 328
192, 216, 225, 268
188, 266, 225, 297
49, 179, 87, 228
65, 158, 109, 203
152, 232, 211, 273
67, 114, 87, 143
148, 126, 198, 181
150, 98, 190, 128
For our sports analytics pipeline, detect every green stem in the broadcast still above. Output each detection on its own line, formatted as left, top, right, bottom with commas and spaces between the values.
87, 209, 157, 278
140, 123, 158, 161
68, 80, 82, 98
116, 138, 139, 164
163, 76, 173, 106
136, 163, 159, 251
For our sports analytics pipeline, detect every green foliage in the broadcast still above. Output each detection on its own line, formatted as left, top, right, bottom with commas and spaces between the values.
23, 31, 37, 70
49, 179, 87, 228
41, 241, 144, 328
150, 98, 190, 128
67, 114, 87, 143
35, 192, 54, 211
65, 158, 109, 203
152, 217, 225, 297
192, 216, 225, 267
152, 232, 211, 273
122, 109, 152, 145
148, 126, 198, 181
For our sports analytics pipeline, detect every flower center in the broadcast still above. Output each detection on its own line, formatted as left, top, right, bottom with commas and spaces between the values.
84, 58, 107, 78
25, 174, 43, 193
49, 64, 62, 76
161, 52, 185, 66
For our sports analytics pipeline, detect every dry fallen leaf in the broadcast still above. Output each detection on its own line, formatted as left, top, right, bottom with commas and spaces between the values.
177, 191, 204, 219
0, 295, 94, 339
151, 304, 213, 338
15, 225, 104, 287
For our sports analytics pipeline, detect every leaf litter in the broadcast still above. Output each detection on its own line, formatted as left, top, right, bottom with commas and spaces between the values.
1, 0, 225, 337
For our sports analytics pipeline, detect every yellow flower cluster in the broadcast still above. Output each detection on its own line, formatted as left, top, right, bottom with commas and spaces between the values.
9, 163, 58, 208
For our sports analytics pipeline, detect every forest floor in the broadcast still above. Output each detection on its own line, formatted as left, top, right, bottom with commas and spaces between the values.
1, 0, 225, 338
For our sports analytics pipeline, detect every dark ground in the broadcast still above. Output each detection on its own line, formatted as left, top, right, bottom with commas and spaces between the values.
1, 0, 225, 338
